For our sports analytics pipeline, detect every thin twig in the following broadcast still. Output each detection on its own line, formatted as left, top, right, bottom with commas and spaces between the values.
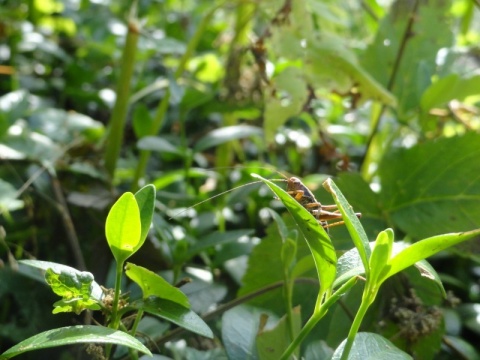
153, 277, 318, 346
363, 0, 421, 160
49, 172, 86, 271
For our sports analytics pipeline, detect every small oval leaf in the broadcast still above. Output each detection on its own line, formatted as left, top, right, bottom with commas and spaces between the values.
105, 192, 142, 263
125, 263, 190, 308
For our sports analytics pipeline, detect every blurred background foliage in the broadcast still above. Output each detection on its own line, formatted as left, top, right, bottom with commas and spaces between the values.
1, 0, 480, 358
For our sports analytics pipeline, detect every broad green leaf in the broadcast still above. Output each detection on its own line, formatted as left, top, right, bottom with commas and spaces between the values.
152, 167, 218, 190
0, 325, 152, 359
45, 268, 100, 314
18, 260, 103, 301
193, 125, 263, 152
361, 0, 453, 119
334, 242, 446, 296
263, 67, 309, 143
323, 178, 371, 271
384, 229, 480, 281
137, 136, 183, 155
256, 306, 302, 360
332, 332, 412, 360
29, 108, 104, 143
132, 103, 154, 138
420, 74, 480, 132
105, 192, 141, 264
378, 133, 480, 239
186, 229, 254, 258
237, 221, 287, 308
441, 335, 480, 360
129, 297, 213, 339
420, 74, 480, 110
0, 179, 24, 212
222, 305, 276, 360
134, 184, 156, 251
125, 263, 190, 308
264, 208, 289, 242
252, 174, 337, 300
305, 36, 396, 106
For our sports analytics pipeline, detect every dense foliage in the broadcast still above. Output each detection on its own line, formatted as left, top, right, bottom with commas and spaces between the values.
1, 0, 480, 359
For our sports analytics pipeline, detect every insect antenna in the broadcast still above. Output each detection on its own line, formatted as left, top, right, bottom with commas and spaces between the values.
169, 177, 287, 219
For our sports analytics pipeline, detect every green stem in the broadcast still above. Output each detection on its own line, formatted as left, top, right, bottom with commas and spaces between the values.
104, 13, 140, 179
283, 274, 295, 342
110, 260, 125, 329
130, 3, 222, 191
339, 283, 377, 360
130, 309, 144, 337
280, 276, 359, 360
154, 278, 319, 347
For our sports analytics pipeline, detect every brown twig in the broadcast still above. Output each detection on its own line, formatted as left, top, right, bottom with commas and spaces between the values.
363, 0, 421, 161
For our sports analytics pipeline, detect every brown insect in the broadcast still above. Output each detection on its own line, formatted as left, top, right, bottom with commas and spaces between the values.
172, 171, 361, 230
285, 177, 361, 229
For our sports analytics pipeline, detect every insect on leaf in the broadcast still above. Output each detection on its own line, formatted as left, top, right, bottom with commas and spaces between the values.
251, 174, 337, 299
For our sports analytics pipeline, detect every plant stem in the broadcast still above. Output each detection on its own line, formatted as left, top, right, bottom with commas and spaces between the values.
130, 309, 144, 336
130, 4, 221, 191
339, 283, 377, 360
283, 273, 295, 343
280, 276, 359, 360
104, 11, 140, 179
110, 260, 125, 329
363, 0, 421, 165
153, 278, 318, 347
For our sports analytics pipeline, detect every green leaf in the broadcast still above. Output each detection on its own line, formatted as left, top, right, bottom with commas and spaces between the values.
334, 173, 388, 244
323, 178, 371, 271
186, 229, 254, 259
305, 35, 396, 106
45, 268, 100, 314
132, 103, 154, 138
378, 133, 480, 239
0, 325, 152, 359
264, 67, 309, 143
368, 229, 393, 285
384, 229, 480, 281
137, 136, 183, 155
125, 263, 190, 308
134, 184, 156, 250
334, 241, 446, 296
129, 297, 213, 338
222, 305, 273, 360
193, 125, 263, 152
361, 0, 453, 119
18, 260, 103, 301
332, 332, 412, 360
251, 174, 337, 300
256, 306, 302, 360
441, 335, 480, 360
105, 192, 142, 264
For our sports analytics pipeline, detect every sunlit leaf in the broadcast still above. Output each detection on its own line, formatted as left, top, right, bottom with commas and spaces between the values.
332, 332, 412, 360
0, 325, 151, 359
125, 263, 190, 308
252, 174, 337, 299
129, 297, 213, 338
105, 192, 141, 264
134, 184, 156, 251
18, 260, 103, 301
45, 268, 100, 314
323, 178, 371, 270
